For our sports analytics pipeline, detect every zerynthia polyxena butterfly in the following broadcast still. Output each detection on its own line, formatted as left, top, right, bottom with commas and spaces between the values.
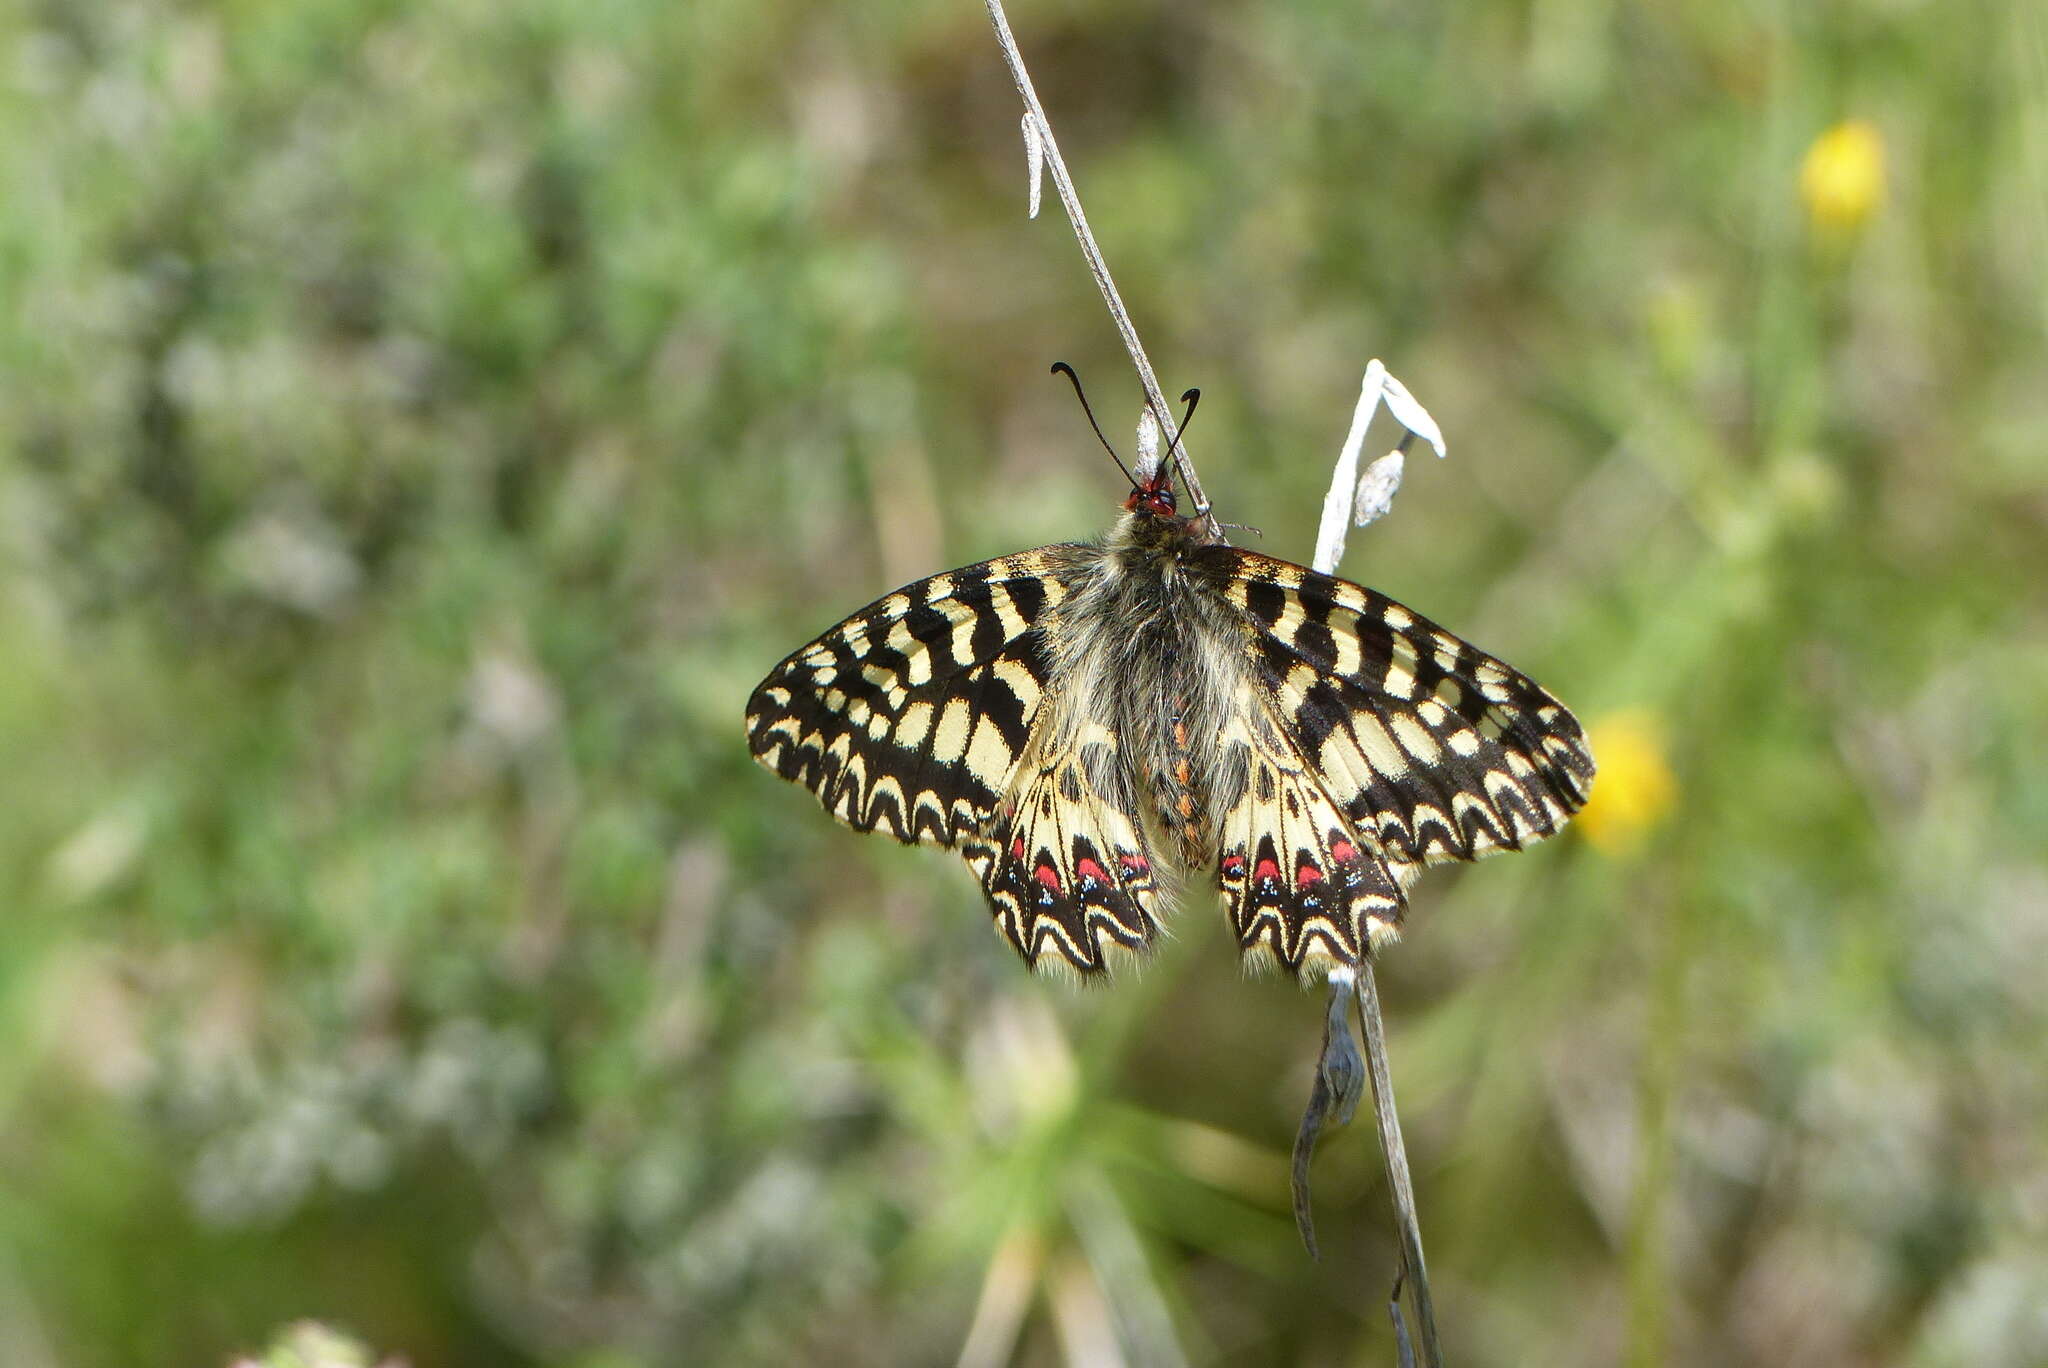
746, 381, 1593, 980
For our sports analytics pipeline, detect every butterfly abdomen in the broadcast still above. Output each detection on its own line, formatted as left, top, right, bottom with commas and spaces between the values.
1044, 515, 1254, 873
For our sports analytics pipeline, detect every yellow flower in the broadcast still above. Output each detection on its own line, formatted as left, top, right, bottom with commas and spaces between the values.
1575, 711, 1676, 856
1799, 119, 1886, 236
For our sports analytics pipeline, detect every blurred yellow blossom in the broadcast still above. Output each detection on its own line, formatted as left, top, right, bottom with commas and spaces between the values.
1799, 119, 1886, 236
1575, 711, 1677, 855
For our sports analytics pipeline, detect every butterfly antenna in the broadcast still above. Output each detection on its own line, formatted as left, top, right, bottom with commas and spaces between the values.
1164, 387, 1200, 462
1051, 361, 1140, 491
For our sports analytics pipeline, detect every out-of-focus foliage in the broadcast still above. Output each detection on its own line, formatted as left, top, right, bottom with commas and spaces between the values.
230, 1322, 403, 1368
1, 2, 2043, 1365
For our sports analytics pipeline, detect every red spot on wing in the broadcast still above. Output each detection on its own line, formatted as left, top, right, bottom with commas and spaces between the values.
1034, 863, 1061, 890
1330, 839, 1358, 864
1296, 863, 1323, 887
1253, 858, 1281, 885
1221, 854, 1246, 876
1010, 837, 1026, 860
1118, 854, 1149, 874
1076, 857, 1107, 885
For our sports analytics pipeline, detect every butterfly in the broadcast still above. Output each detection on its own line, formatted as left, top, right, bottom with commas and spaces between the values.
745, 387, 1593, 980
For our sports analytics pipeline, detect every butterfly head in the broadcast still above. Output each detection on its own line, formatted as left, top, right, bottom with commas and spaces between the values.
1123, 471, 1178, 520
1050, 362, 1201, 524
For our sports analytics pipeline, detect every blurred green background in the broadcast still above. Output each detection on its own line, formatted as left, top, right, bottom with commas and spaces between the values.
2, 1, 2044, 1365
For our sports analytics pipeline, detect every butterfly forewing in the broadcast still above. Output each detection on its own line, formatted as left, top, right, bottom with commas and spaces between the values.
1219, 550, 1593, 870
746, 550, 1075, 847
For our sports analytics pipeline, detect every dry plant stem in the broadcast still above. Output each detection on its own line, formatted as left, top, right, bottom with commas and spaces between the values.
984, 3, 1440, 1356
1357, 956, 1443, 1367
1292, 972, 1364, 1259
1389, 1269, 1417, 1368
981, 0, 1225, 544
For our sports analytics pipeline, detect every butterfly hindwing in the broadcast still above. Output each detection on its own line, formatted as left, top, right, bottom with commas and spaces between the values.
745, 550, 1077, 848
1218, 550, 1593, 870
1215, 704, 1408, 975
967, 716, 1164, 974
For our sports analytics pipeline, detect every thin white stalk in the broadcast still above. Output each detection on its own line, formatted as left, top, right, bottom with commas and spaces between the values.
1312, 369, 1448, 1362
1314, 359, 1447, 575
